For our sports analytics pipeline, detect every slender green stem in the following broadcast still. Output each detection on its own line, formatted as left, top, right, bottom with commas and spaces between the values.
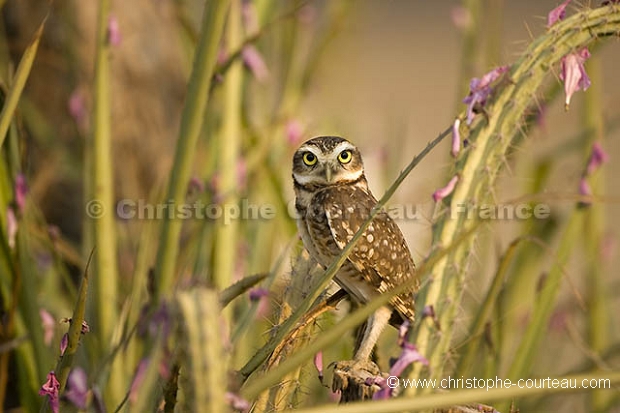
41, 251, 92, 412
500, 209, 584, 411
0, 16, 46, 149
91, 0, 123, 403
581, 56, 610, 412
53, 251, 93, 392
91, 0, 117, 342
154, 0, 231, 300
455, 236, 527, 377
214, 0, 242, 299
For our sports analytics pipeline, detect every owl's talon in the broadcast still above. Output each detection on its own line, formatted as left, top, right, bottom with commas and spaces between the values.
331, 359, 384, 402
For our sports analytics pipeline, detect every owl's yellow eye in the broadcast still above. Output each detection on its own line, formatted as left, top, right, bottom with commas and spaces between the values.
302, 152, 317, 166
338, 150, 352, 164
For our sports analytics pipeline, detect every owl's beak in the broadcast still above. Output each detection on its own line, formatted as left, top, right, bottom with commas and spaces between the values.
325, 166, 333, 183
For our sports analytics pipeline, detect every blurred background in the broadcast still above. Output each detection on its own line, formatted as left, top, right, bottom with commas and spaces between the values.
1, 0, 619, 411
10, 0, 620, 257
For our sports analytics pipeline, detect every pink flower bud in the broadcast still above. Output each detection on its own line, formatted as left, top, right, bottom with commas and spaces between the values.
432, 175, 459, 202
547, 0, 571, 27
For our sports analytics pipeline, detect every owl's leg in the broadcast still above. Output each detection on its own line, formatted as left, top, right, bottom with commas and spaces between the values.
353, 305, 392, 361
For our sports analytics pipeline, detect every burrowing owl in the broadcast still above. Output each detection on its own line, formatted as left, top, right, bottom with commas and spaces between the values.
293, 136, 418, 361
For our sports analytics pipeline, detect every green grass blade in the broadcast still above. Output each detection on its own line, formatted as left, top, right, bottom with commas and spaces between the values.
53, 251, 92, 392
89, 0, 123, 403
455, 236, 526, 377
501, 209, 584, 411
0, 15, 46, 148
153, 0, 231, 300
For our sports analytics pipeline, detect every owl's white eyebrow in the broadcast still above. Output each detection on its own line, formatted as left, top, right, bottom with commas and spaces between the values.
298, 146, 322, 157
332, 142, 357, 153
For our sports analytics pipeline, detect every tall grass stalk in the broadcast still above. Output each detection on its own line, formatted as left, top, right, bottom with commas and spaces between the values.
0, 17, 46, 149
90, 0, 123, 403
154, 0, 231, 301
455, 236, 525, 377
581, 56, 611, 412
214, 0, 243, 302
0, 16, 48, 412
43, 252, 92, 413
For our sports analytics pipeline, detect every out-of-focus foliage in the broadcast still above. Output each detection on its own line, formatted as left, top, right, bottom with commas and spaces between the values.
0, 1, 619, 412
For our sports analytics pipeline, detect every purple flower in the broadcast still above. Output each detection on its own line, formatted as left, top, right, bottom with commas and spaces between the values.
237, 159, 248, 190
107, 15, 121, 46
39, 371, 60, 413
549, 309, 567, 331
548, 0, 571, 27
15, 173, 27, 213
432, 175, 459, 202
422, 305, 436, 319
61, 317, 91, 334
578, 141, 608, 206
6, 207, 17, 249
129, 359, 149, 404
248, 287, 271, 318
297, 4, 317, 25
187, 176, 205, 194
560, 48, 591, 110
40, 309, 55, 346
536, 105, 547, 132
241, 0, 259, 36
372, 343, 429, 400
314, 351, 324, 381
397, 320, 410, 346
138, 302, 171, 340
463, 66, 509, 125
579, 177, 592, 206
81, 320, 91, 334
450, 6, 471, 30
247, 288, 268, 302
225, 392, 250, 412
586, 141, 609, 175
451, 118, 461, 157
217, 48, 229, 66
600, 233, 616, 263
285, 119, 304, 145
60, 333, 68, 355
65, 367, 88, 409
390, 342, 429, 377
68, 89, 88, 131
241, 45, 269, 82
366, 375, 387, 394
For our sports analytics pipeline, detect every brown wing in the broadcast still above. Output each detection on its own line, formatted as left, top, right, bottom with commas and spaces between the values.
308, 185, 418, 321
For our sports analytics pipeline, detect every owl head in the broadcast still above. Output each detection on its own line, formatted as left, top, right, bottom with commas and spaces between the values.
292, 136, 365, 187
